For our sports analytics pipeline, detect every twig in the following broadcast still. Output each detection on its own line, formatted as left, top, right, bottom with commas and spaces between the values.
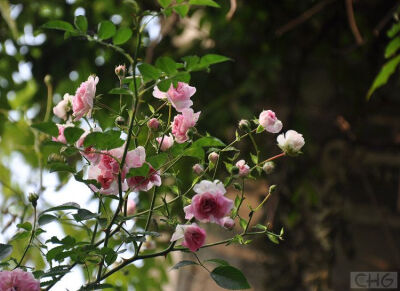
226, 0, 237, 20
345, 0, 363, 45
276, 0, 336, 36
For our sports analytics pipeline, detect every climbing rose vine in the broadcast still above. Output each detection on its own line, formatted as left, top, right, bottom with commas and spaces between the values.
0, 2, 305, 290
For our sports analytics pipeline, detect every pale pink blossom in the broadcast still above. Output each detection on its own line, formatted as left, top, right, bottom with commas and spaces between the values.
221, 217, 235, 230
72, 75, 99, 121
170, 223, 206, 252
76, 130, 101, 165
127, 199, 136, 216
238, 119, 250, 129
127, 164, 161, 192
147, 118, 160, 130
156, 134, 174, 151
87, 146, 145, 195
184, 180, 233, 226
153, 82, 196, 112
192, 163, 204, 175
171, 108, 200, 143
277, 130, 305, 155
236, 160, 250, 177
53, 93, 73, 120
259, 110, 283, 133
0, 269, 40, 291
52, 124, 73, 144
208, 152, 219, 164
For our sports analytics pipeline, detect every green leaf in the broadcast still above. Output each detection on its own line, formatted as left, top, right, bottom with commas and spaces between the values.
367, 54, 400, 99
113, 27, 133, 45
239, 218, 247, 230
200, 54, 230, 67
40, 202, 80, 215
0, 243, 13, 260
127, 163, 150, 177
210, 266, 251, 290
173, 72, 191, 84
256, 124, 264, 133
174, 5, 190, 18
147, 153, 169, 169
157, 79, 172, 92
267, 233, 279, 244
385, 37, 400, 58
17, 222, 32, 231
184, 146, 204, 160
42, 20, 76, 33
182, 55, 200, 71
74, 15, 88, 32
38, 214, 58, 226
97, 20, 116, 40
193, 136, 225, 147
387, 22, 400, 38
101, 247, 118, 265
250, 152, 258, 164
12, 231, 30, 240
205, 258, 230, 266
48, 162, 75, 173
64, 127, 84, 144
156, 56, 178, 75
108, 88, 133, 95
158, 0, 172, 8
31, 121, 58, 137
189, 0, 220, 8
73, 209, 99, 222
83, 130, 124, 150
138, 63, 162, 82
171, 260, 198, 270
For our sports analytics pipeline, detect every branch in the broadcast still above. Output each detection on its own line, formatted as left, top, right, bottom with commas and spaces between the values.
275, 0, 336, 36
345, 0, 363, 45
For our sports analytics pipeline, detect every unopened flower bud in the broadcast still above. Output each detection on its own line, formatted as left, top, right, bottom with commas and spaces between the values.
269, 185, 277, 193
147, 118, 160, 130
262, 161, 275, 174
231, 166, 239, 175
208, 152, 219, 164
115, 65, 126, 79
28, 193, 39, 207
44, 74, 52, 85
115, 116, 126, 126
238, 119, 250, 130
221, 217, 235, 230
192, 163, 204, 175
126, 199, 136, 216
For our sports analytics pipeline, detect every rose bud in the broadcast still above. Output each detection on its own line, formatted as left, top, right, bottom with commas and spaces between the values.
208, 152, 219, 164
192, 163, 204, 175
262, 161, 275, 174
147, 118, 160, 130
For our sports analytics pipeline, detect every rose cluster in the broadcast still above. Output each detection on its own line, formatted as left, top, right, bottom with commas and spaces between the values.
51, 73, 305, 254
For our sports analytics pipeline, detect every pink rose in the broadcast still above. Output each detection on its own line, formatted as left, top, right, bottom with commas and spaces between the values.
52, 124, 72, 144
221, 217, 235, 230
259, 110, 283, 133
171, 108, 200, 143
53, 93, 73, 120
170, 223, 206, 252
147, 118, 160, 130
156, 134, 174, 151
235, 160, 250, 177
76, 130, 101, 165
153, 82, 196, 112
184, 180, 233, 226
88, 164, 127, 195
277, 130, 305, 155
0, 269, 40, 291
127, 199, 136, 216
127, 164, 162, 192
72, 75, 99, 121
